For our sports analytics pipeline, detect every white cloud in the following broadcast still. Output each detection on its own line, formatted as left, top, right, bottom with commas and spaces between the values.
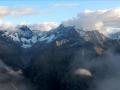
0, 21, 15, 30
63, 7, 120, 34
29, 22, 59, 31
0, 6, 33, 18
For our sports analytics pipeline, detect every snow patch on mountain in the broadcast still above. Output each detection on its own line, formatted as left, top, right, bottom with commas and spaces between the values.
9, 33, 20, 42
38, 34, 56, 43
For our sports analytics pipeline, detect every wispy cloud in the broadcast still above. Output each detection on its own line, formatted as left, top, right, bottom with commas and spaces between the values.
49, 3, 80, 9
0, 6, 34, 18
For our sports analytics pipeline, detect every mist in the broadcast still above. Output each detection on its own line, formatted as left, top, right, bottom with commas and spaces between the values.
70, 48, 120, 90
0, 59, 34, 90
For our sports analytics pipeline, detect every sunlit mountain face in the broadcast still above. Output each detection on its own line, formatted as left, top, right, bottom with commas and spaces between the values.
0, 0, 120, 90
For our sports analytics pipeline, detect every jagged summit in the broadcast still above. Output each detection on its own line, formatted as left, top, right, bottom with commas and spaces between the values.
18, 25, 33, 38
19, 25, 31, 31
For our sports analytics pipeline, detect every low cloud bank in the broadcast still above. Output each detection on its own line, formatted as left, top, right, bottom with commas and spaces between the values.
28, 22, 59, 31
0, 22, 59, 31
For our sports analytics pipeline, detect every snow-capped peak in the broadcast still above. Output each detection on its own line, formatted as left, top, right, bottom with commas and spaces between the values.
1, 24, 120, 48
18, 25, 33, 39
1, 25, 57, 48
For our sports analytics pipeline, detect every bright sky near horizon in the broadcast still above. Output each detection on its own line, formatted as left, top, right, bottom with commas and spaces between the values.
0, 0, 120, 25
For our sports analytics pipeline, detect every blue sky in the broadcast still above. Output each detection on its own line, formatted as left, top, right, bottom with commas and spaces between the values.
0, 0, 120, 24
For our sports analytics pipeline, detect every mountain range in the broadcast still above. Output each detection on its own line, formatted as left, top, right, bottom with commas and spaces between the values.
0, 24, 119, 90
